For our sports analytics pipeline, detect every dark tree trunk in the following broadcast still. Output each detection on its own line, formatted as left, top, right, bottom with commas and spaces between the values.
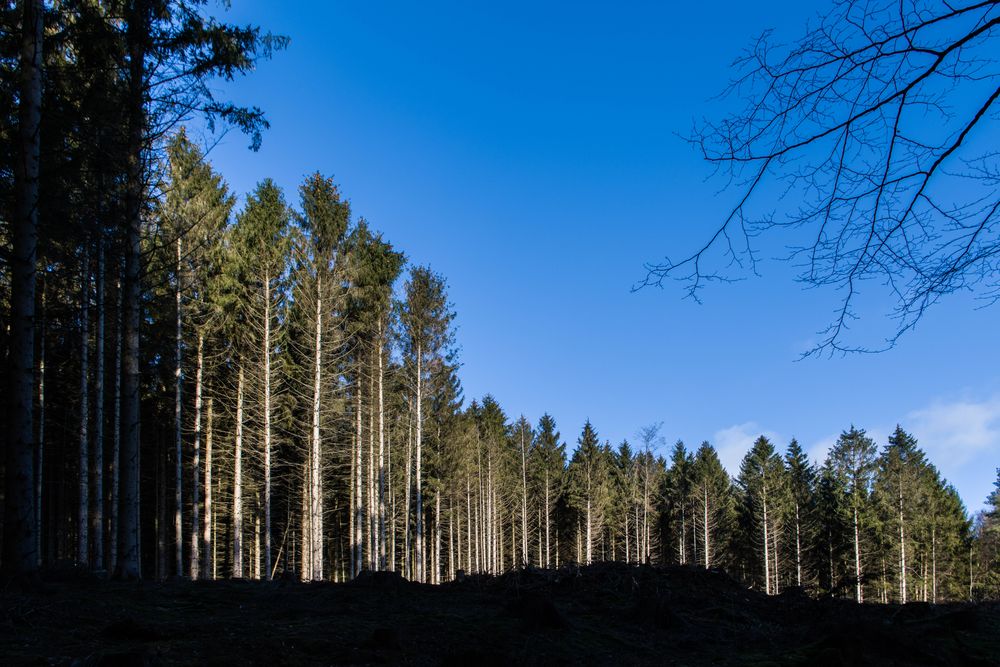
3, 0, 43, 577
115, 0, 148, 580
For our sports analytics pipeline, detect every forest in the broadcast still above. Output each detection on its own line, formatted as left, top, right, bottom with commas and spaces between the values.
2, 1, 999, 611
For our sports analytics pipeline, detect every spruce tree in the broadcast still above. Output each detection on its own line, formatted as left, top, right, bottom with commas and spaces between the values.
689, 441, 734, 570
826, 426, 877, 602
230, 179, 291, 580
784, 438, 817, 589
874, 426, 928, 603
736, 436, 786, 594
568, 421, 608, 564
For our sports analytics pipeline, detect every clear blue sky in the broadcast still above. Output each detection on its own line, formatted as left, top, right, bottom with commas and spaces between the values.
206, 0, 1000, 513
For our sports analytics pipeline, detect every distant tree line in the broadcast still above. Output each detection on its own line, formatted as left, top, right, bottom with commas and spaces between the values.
2, 1, 999, 604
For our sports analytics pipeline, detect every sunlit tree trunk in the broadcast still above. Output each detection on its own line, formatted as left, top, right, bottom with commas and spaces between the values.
854, 505, 863, 603
310, 275, 323, 580
354, 380, 363, 576
263, 273, 273, 580
233, 366, 244, 578
403, 409, 412, 578
377, 322, 387, 571
190, 333, 203, 578
762, 485, 771, 595
520, 428, 528, 566
794, 502, 802, 587
466, 475, 473, 572
367, 381, 375, 569
898, 482, 907, 604
414, 347, 423, 582
703, 486, 710, 568
202, 397, 213, 579
545, 472, 551, 567
174, 237, 183, 577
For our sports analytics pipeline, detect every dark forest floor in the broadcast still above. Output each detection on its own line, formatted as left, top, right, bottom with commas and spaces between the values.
1, 563, 998, 666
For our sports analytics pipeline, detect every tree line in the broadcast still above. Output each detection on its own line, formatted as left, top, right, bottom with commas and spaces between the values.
2, 1, 999, 603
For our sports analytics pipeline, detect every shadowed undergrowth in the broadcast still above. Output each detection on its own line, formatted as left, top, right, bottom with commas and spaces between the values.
2, 563, 998, 665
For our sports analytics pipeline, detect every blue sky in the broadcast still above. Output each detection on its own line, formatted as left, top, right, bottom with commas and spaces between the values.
204, 0, 1000, 512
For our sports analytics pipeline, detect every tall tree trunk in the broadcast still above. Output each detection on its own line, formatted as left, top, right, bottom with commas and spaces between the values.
301, 458, 311, 580
520, 428, 528, 567
898, 482, 907, 604
233, 366, 244, 578
853, 505, 863, 603
434, 494, 441, 583
466, 475, 472, 572
795, 502, 802, 587
403, 403, 412, 578
190, 333, 203, 578
78, 245, 91, 566
377, 322, 386, 571
762, 485, 770, 595
703, 486, 710, 568
545, 473, 550, 568
414, 347, 423, 582
367, 376, 375, 569
354, 379, 363, 576
263, 273, 272, 580
92, 242, 105, 570
203, 397, 213, 579
116, 0, 147, 580
311, 276, 323, 580
931, 523, 937, 604
174, 237, 183, 577
3, 0, 42, 577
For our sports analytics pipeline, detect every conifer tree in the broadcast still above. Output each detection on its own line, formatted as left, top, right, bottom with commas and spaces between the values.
531, 414, 566, 568
826, 426, 877, 602
231, 179, 291, 580
736, 436, 786, 594
874, 426, 928, 603
784, 438, 817, 589
690, 441, 734, 570
399, 267, 455, 581
567, 421, 608, 564
296, 172, 350, 580
664, 441, 693, 565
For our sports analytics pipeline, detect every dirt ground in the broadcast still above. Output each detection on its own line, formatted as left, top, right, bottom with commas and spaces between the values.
1, 563, 998, 665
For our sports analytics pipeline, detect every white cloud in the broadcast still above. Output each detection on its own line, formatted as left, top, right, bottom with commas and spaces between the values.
807, 435, 837, 467
713, 422, 782, 476
904, 397, 1000, 467
900, 396, 1000, 511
